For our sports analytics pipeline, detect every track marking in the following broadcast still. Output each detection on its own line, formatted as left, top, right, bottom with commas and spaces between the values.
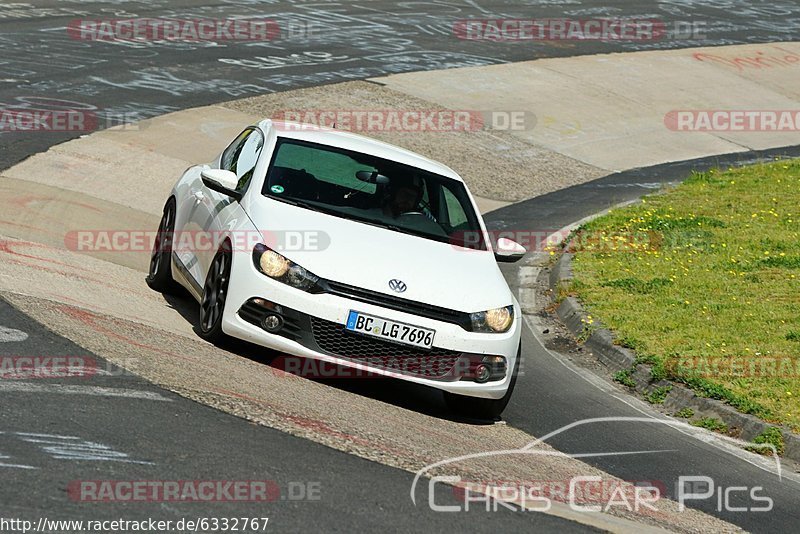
1, 432, 152, 466
0, 462, 37, 469
17, 435, 153, 464
0, 382, 172, 401
0, 326, 28, 342
0, 451, 36, 469
13, 432, 79, 439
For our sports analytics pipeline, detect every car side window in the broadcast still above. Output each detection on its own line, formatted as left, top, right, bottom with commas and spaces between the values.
440, 185, 468, 228
221, 129, 249, 172
221, 128, 264, 193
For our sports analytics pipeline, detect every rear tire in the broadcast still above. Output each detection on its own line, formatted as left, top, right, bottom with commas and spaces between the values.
146, 198, 179, 294
198, 246, 232, 344
444, 344, 521, 420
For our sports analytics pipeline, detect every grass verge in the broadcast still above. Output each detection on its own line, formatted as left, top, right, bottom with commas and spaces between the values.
570, 158, 800, 432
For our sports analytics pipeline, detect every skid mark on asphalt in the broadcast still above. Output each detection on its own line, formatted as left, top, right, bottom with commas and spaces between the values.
46, 299, 493, 463
11, 194, 104, 214
59, 304, 197, 364
0, 239, 86, 271
0, 239, 130, 292
0, 219, 51, 234
210, 386, 415, 459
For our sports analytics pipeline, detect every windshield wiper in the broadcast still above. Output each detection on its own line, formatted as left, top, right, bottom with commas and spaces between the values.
344, 214, 424, 237
264, 195, 332, 214
379, 222, 417, 236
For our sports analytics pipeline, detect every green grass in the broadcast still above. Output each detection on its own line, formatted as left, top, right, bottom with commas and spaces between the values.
691, 417, 729, 433
570, 159, 800, 431
613, 368, 636, 388
646, 385, 672, 404
749, 427, 785, 455
674, 408, 695, 419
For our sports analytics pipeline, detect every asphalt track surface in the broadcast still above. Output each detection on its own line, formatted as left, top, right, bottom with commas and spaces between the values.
2, 1, 800, 532
0, 299, 588, 532
3, 0, 800, 169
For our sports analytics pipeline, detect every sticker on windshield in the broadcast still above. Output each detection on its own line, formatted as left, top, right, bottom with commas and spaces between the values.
270, 184, 285, 194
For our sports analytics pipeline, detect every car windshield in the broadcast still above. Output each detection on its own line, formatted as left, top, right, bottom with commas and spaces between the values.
261, 138, 486, 250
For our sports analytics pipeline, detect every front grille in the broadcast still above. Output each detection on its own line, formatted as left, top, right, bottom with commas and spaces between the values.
310, 316, 461, 378
317, 279, 472, 330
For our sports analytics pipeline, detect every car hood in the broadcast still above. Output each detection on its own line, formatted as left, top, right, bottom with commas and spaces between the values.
245, 198, 513, 313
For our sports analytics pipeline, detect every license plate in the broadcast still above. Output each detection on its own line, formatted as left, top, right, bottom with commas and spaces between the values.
345, 311, 435, 349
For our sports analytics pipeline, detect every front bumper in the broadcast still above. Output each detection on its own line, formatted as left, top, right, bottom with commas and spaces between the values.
222, 251, 521, 399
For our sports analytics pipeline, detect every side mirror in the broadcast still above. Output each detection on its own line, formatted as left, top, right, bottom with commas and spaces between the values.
494, 237, 527, 263
201, 169, 241, 201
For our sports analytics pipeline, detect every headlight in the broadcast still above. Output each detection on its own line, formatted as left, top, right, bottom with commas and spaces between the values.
470, 305, 514, 333
253, 244, 319, 291
259, 249, 289, 277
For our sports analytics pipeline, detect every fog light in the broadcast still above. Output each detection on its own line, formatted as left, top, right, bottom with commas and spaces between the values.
474, 363, 492, 383
262, 314, 283, 333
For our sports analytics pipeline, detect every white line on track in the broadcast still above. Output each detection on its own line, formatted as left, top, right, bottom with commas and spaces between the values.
0, 382, 172, 401
0, 326, 28, 342
0, 462, 37, 469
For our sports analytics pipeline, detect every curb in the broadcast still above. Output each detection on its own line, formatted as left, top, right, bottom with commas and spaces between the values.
549, 253, 800, 463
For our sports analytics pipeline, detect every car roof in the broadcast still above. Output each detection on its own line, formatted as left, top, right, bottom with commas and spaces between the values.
256, 119, 464, 182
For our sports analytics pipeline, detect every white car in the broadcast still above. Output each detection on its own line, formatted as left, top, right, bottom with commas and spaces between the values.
147, 120, 526, 418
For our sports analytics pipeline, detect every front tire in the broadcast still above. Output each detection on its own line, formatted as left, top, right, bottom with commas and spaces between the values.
146, 198, 179, 294
444, 345, 521, 420
198, 246, 232, 344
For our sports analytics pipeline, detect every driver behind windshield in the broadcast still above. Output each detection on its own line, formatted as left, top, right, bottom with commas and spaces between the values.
365, 175, 442, 236
382, 177, 423, 219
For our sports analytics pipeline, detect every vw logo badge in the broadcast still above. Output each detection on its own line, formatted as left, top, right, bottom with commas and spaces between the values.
388, 279, 407, 293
